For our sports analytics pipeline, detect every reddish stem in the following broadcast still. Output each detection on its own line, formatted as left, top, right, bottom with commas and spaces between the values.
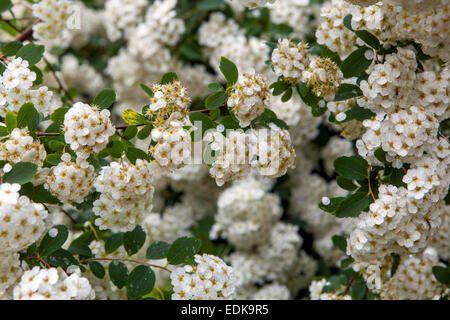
28, 257, 52, 269
344, 277, 353, 295
368, 166, 376, 202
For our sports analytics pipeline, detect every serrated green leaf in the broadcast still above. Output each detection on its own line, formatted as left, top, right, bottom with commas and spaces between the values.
208, 82, 224, 93
205, 91, 227, 110
160, 72, 178, 85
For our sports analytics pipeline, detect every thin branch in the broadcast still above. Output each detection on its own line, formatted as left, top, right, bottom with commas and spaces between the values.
367, 166, 376, 202
343, 277, 353, 295
44, 57, 75, 104
28, 257, 52, 269
81, 257, 171, 273
61, 209, 78, 224
14, 19, 40, 42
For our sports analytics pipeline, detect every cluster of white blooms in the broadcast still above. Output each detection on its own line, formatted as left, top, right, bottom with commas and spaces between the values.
63, 102, 115, 160
252, 283, 290, 300
45, 154, 96, 203
228, 71, 270, 127
128, 0, 184, 60
103, 0, 148, 41
268, 0, 319, 40
0, 128, 46, 167
13, 266, 94, 300
93, 159, 154, 232
211, 177, 282, 248
0, 253, 22, 292
309, 279, 352, 300
0, 183, 48, 253
150, 124, 192, 172
170, 254, 235, 300
380, 248, 446, 300
60, 55, 104, 97
316, 0, 357, 57
198, 13, 271, 80
303, 57, 343, 101
237, 0, 277, 9
0, 58, 54, 116
431, 210, 450, 260
346, 0, 449, 61
32, 0, 73, 47
272, 39, 311, 84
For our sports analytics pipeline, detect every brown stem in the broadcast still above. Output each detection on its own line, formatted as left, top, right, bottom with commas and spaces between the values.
44, 57, 75, 104
28, 257, 52, 269
368, 166, 376, 202
344, 277, 353, 295
61, 209, 78, 224
14, 19, 40, 42
81, 257, 171, 273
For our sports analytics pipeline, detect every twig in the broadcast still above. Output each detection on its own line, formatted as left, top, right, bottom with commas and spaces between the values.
81, 257, 172, 273
44, 57, 75, 104
343, 277, 353, 295
367, 166, 376, 202
61, 209, 78, 224
28, 257, 52, 269
14, 19, 40, 42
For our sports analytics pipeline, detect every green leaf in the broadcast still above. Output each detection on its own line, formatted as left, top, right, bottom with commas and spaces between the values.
0, 126, 8, 137
374, 148, 388, 165
122, 109, 150, 125
89, 261, 105, 279
122, 126, 138, 140
345, 104, 375, 122
350, 280, 367, 300
334, 156, 369, 180
432, 266, 450, 286
220, 114, 240, 130
335, 192, 371, 218
46, 249, 78, 269
45, 153, 62, 166
123, 225, 146, 256
146, 241, 170, 260
19, 183, 61, 205
93, 88, 116, 110
334, 84, 362, 101
167, 236, 201, 265
17, 103, 37, 129
50, 107, 69, 124
336, 176, 358, 191
39, 225, 69, 257
390, 253, 401, 277
1, 41, 22, 56
68, 242, 93, 257
109, 261, 128, 289
3, 162, 38, 185
189, 112, 216, 139
319, 197, 345, 214
198, 0, 225, 10
0, 0, 13, 14
105, 233, 124, 255
15, 43, 45, 66
208, 82, 225, 93
126, 265, 155, 300
219, 57, 239, 86
160, 72, 178, 85
205, 91, 227, 110
331, 235, 347, 253
343, 14, 353, 31
125, 147, 150, 165
139, 83, 154, 97
137, 124, 153, 140
281, 87, 293, 102
355, 30, 381, 51
270, 80, 290, 96
30, 66, 43, 86
5, 111, 17, 133
340, 47, 373, 78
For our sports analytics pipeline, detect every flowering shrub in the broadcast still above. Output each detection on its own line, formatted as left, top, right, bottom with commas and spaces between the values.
0, 0, 448, 301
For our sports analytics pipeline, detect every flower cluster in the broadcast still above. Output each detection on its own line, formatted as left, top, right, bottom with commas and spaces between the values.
32, 0, 73, 47
93, 158, 154, 232
63, 102, 115, 160
237, 0, 277, 8
228, 71, 270, 127
45, 154, 96, 203
170, 254, 235, 300
272, 39, 311, 84
0, 58, 53, 116
0, 128, 46, 167
13, 266, 94, 300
